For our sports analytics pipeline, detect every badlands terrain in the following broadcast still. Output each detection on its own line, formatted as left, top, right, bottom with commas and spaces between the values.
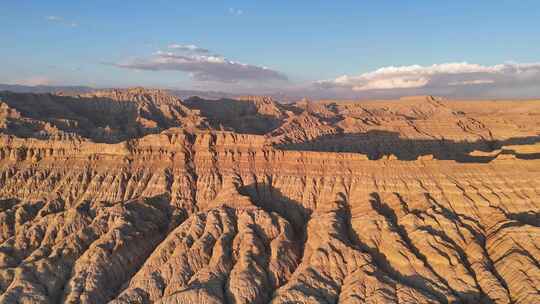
0, 88, 539, 303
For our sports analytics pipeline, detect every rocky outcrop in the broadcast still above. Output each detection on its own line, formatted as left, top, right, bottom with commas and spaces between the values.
0, 88, 206, 143
273, 96, 540, 160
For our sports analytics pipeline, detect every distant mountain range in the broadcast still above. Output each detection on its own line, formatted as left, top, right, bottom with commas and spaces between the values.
0, 83, 244, 101
0, 83, 97, 94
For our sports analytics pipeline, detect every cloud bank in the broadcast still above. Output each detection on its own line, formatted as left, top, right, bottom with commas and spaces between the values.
316, 62, 540, 97
112, 44, 287, 83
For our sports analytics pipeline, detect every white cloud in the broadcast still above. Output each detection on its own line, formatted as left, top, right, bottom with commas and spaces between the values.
13, 76, 54, 86
111, 45, 287, 83
45, 15, 78, 27
167, 44, 209, 53
316, 62, 540, 94
229, 8, 243, 15
448, 79, 494, 86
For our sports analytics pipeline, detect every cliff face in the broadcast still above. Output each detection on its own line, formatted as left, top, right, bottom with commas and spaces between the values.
0, 90, 539, 303
183, 96, 288, 135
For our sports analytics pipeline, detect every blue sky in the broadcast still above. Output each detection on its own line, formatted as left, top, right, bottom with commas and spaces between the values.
2, 0, 540, 97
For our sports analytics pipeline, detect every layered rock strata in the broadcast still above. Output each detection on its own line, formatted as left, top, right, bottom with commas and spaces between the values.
0, 130, 539, 303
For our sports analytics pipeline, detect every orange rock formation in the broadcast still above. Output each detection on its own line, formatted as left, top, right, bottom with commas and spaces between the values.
0, 89, 539, 303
